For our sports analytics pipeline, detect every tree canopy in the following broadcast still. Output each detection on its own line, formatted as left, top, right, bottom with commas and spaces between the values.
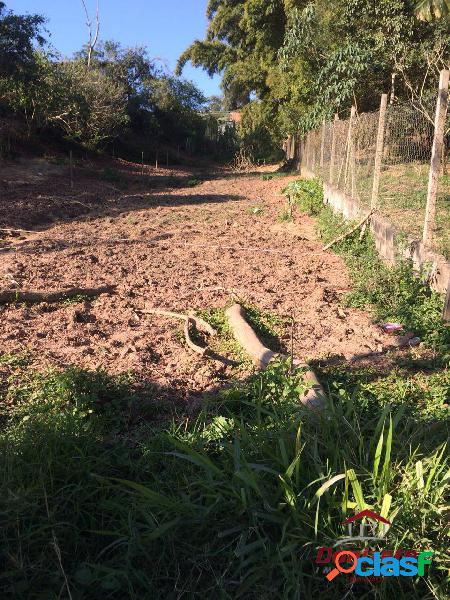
0, 2, 209, 155
178, 0, 449, 151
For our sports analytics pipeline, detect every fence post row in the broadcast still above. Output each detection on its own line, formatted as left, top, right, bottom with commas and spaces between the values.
371, 93, 388, 210
423, 69, 449, 247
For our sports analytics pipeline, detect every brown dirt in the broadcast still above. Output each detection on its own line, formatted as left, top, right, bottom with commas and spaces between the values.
0, 158, 386, 403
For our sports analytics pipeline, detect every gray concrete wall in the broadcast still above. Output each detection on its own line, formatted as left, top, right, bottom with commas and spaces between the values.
322, 182, 450, 294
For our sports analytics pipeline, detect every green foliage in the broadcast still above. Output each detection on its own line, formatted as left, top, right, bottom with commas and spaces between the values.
187, 178, 202, 187
278, 206, 293, 222
415, 0, 450, 20
238, 100, 285, 160
0, 2, 45, 79
0, 5, 209, 154
283, 177, 324, 215
178, 0, 449, 146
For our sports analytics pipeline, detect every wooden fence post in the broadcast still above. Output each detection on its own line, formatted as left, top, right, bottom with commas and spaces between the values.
141, 151, 144, 175
423, 69, 449, 247
344, 107, 356, 193
155, 149, 159, 169
69, 150, 74, 189
320, 119, 326, 174
443, 278, 450, 322
371, 93, 388, 209
296, 133, 301, 171
329, 114, 339, 185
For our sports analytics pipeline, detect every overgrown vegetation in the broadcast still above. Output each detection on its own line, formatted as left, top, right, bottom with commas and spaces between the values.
1, 354, 448, 598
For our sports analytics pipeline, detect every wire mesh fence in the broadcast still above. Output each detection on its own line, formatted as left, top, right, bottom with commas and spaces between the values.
298, 93, 450, 260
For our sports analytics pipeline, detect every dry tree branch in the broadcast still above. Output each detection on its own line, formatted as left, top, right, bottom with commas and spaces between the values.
0, 284, 116, 304
323, 211, 373, 251
80, 0, 100, 68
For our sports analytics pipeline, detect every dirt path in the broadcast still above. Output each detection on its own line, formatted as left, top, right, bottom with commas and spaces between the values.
0, 162, 383, 402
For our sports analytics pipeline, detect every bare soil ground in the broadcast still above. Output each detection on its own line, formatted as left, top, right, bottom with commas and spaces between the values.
0, 158, 386, 403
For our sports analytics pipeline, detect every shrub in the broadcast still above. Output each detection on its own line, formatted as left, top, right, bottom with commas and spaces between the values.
282, 178, 324, 215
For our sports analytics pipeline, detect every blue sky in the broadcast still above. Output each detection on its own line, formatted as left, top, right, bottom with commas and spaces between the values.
11, 0, 222, 97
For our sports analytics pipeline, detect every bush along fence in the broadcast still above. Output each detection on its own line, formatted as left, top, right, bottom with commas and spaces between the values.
286, 70, 450, 321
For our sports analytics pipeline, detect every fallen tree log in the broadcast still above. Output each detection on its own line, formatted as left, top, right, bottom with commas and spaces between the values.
225, 303, 325, 410
225, 303, 277, 369
0, 284, 116, 304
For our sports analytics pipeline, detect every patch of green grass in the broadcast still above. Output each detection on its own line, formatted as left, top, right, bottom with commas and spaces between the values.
61, 294, 91, 306
283, 178, 324, 215
261, 172, 289, 181
0, 351, 32, 368
195, 307, 246, 362
277, 207, 293, 222
187, 178, 202, 187
242, 302, 285, 352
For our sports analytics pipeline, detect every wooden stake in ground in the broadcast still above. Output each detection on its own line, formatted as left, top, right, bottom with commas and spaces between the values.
69, 150, 74, 189
225, 304, 326, 410
141, 151, 144, 175
423, 69, 449, 247
371, 93, 388, 209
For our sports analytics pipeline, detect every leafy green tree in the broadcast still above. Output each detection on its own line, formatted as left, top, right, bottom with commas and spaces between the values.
179, 0, 449, 156
0, 1, 45, 78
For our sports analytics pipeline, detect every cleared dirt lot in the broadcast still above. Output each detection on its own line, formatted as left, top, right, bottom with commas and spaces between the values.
0, 159, 383, 402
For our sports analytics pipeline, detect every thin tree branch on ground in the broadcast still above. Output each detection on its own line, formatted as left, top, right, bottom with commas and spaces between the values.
0, 284, 116, 304
323, 211, 373, 251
